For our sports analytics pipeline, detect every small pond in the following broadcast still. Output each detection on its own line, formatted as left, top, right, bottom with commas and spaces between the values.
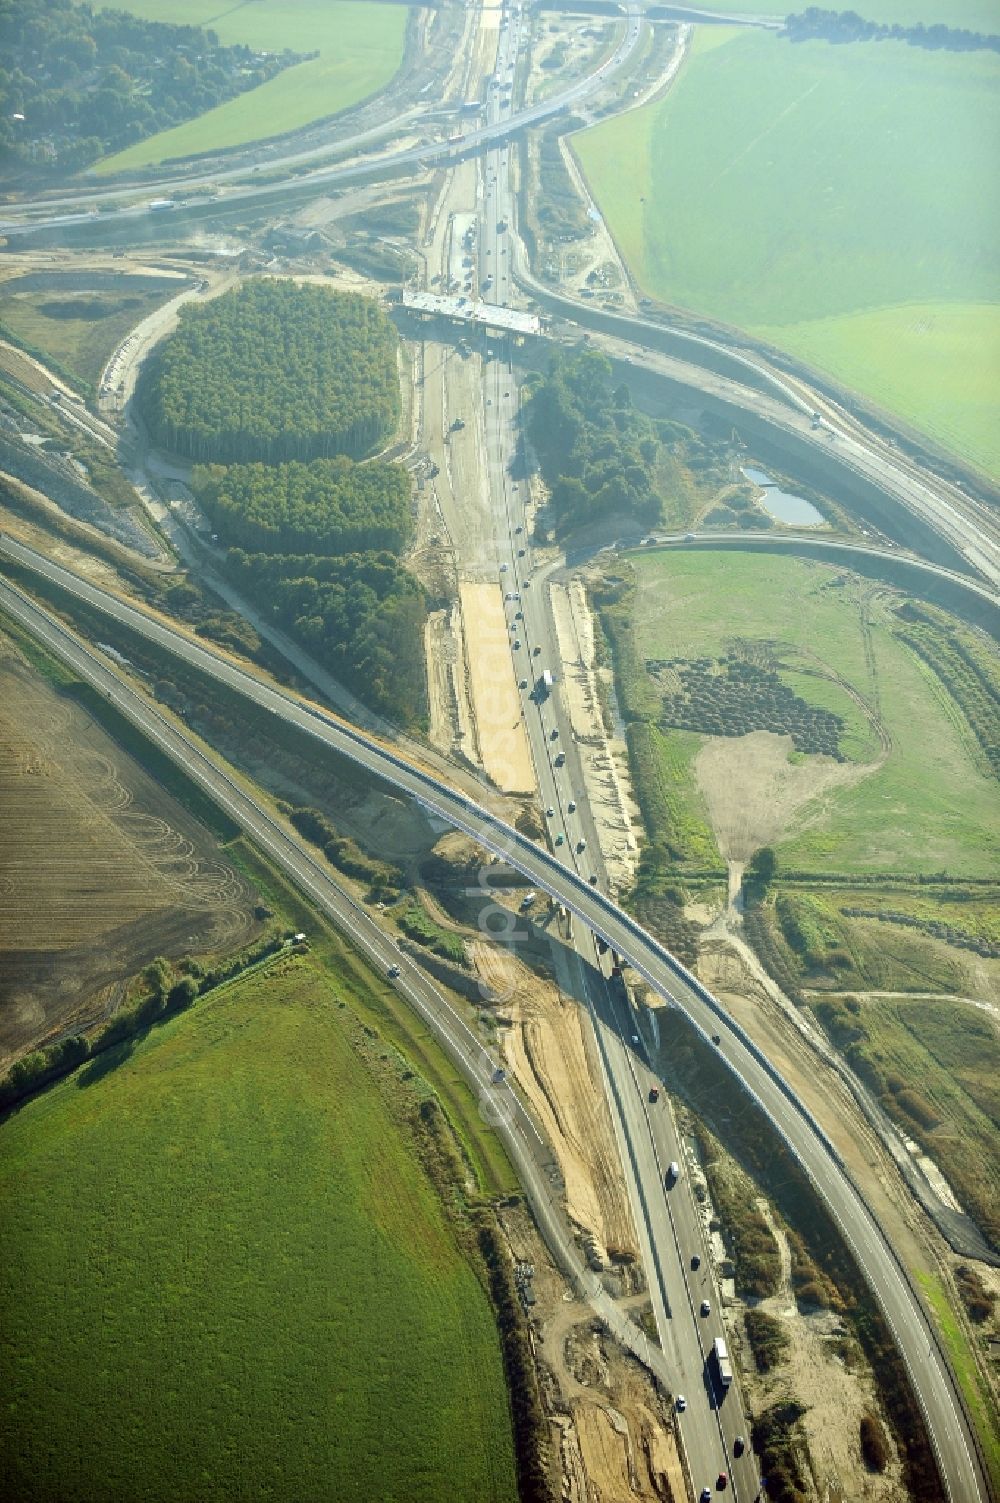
742, 465, 826, 527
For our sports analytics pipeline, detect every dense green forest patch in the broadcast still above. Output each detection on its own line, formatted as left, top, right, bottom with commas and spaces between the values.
0, 957, 518, 1503
526, 348, 718, 539
192, 457, 412, 556
228, 548, 426, 724
141, 280, 425, 723
0, 0, 304, 179
138, 280, 400, 463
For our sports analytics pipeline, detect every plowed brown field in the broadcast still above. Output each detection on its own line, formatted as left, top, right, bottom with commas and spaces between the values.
0, 635, 257, 1065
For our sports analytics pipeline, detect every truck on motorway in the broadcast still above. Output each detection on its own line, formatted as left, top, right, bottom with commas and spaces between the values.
712, 1337, 733, 1387
534, 668, 554, 700
148, 199, 176, 212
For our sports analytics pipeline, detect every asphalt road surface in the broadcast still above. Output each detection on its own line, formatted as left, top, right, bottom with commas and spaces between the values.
1, 536, 986, 1503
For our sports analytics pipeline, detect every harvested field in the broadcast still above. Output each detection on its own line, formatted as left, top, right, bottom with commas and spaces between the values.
473, 938, 637, 1264
0, 634, 257, 1064
460, 581, 535, 794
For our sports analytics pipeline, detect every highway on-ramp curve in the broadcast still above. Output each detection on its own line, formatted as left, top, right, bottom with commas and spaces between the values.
0, 533, 986, 1503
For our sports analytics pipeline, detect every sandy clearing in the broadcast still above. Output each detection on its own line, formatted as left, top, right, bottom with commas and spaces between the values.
695, 729, 862, 866
744, 1205, 905, 1502
550, 578, 641, 892
460, 581, 535, 793
474, 937, 638, 1263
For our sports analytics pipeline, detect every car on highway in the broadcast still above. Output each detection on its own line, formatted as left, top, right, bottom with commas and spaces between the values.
567, 800, 576, 812
588, 874, 598, 885
733, 1438, 745, 1458
518, 547, 526, 557
500, 562, 507, 572
648, 1087, 659, 1103
550, 728, 558, 741
546, 806, 555, 818
717, 1475, 728, 1491
691, 1253, 701, 1270
700, 1489, 712, 1501
519, 678, 528, 689
700, 1299, 711, 1317
576, 838, 586, 852
515, 524, 523, 533
554, 751, 566, 767
387, 965, 401, 979
675, 1394, 686, 1412
555, 833, 564, 846
532, 643, 541, 654
513, 639, 521, 650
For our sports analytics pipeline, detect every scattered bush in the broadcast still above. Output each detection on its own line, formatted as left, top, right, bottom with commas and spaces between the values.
649, 656, 844, 757
860, 1411, 889, 1473
744, 1307, 790, 1372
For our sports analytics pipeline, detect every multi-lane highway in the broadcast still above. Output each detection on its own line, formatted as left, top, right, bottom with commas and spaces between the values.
0, 3, 646, 240
472, 40, 759, 1489
0, 532, 986, 1503
2, 5, 993, 1497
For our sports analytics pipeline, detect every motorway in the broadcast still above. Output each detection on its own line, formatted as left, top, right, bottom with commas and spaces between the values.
0, 3, 646, 240
473, 21, 760, 1495
0, 532, 987, 1503
1, 7, 992, 1497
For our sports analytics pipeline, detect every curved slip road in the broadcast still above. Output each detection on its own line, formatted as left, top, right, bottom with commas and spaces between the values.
0, 533, 987, 1503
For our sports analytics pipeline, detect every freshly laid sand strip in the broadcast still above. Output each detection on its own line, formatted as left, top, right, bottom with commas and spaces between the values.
460, 580, 535, 794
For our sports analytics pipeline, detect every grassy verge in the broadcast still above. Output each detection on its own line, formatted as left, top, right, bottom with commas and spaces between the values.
0, 954, 518, 1503
916, 1271, 1000, 1498
94, 0, 408, 173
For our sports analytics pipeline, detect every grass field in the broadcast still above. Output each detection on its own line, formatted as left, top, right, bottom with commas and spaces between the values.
0, 955, 518, 1503
630, 551, 999, 874
229, 841, 518, 1200
576, 30, 1000, 476
682, 0, 1000, 21
758, 302, 1000, 478
93, 0, 409, 174
0, 280, 181, 390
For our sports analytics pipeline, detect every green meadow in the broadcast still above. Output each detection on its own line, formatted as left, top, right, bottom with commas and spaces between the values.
0, 956, 517, 1503
630, 550, 999, 874
94, 0, 409, 173
678, 0, 1000, 21
576, 29, 1000, 475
